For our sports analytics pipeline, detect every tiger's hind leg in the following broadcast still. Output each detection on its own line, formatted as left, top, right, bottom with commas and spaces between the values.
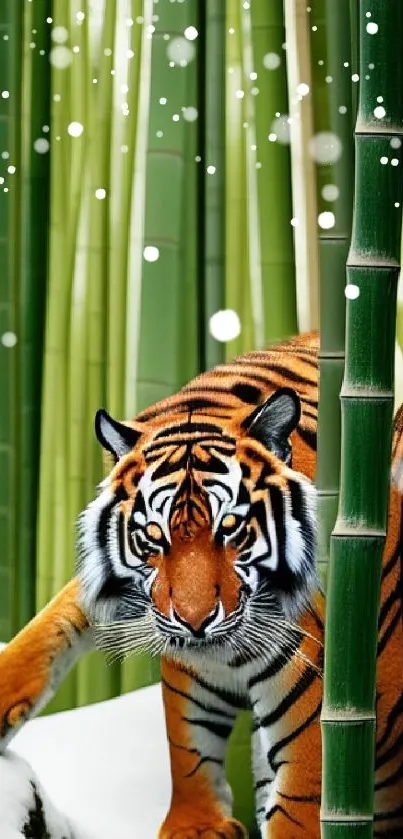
0, 578, 92, 751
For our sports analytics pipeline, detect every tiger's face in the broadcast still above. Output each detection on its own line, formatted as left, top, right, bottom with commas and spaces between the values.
77, 388, 317, 663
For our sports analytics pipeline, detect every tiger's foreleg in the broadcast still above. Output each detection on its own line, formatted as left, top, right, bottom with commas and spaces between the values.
159, 656, 247, 839
250, 603, 323, 839
0, 577, 93, 751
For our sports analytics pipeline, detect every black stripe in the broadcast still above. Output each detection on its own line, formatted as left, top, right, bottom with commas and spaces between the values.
162, 677, 239, 716
265, 803, 303, 827
377, 607, 402, 658
185, 755, 223, 778
381, 540, 400, 580
258, 665, 318, 729
191, 673, 246, 709
374, 803, 403, 821
266, 700, 322, 773
378, 584, 400, 632
154, 421, 225, 438
230, 382, 263, 404
375, 707, 403, 771
98, 498, 118, 550
278, 790, 321, 804
183, 717, 233, 740
249, 646, 297, 688
375, 754, 403, 792
296, 425, 317, 452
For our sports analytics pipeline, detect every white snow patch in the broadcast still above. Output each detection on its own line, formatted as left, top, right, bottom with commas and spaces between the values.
2, 680, 170, 838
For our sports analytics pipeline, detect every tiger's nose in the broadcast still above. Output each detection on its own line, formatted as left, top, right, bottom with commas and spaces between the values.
170, 600, 225, 637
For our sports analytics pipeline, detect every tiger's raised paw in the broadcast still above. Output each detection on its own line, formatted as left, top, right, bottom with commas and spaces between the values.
159, 815, 248, 839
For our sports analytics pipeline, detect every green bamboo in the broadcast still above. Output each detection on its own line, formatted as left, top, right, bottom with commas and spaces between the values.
0, 0, 22, 641
36, 0, 71, 611
107, 0, 143, 419
17, 0, 51, 628
314, 0, 354, 584
75, 0, 122, 706
37, 0, 80, 714
225, 0, 253, 359
135, 0, 200, 409
203, 0, 225, 369
321, 0, 403, 834
67, 0, 90, 538
251, 0, 297, 345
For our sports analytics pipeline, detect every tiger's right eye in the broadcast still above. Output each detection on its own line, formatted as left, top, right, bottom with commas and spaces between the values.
222, 514, 237, 530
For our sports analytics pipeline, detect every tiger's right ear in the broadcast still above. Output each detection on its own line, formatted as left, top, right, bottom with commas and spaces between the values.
95, 409, 142, 461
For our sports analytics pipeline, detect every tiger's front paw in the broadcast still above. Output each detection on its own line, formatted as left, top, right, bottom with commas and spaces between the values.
159, 813, 248, 839
0, 645, 49, 747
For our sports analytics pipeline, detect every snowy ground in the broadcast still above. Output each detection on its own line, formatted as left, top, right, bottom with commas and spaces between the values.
0, 683, 171, 838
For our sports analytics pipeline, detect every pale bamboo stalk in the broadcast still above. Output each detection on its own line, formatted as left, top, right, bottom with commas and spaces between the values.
284, 0, 319, 332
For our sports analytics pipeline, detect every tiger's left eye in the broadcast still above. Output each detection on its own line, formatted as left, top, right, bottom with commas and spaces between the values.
145, 522, 163, 542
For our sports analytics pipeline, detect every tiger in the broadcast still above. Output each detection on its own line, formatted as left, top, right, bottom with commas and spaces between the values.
1, 331, 403, 839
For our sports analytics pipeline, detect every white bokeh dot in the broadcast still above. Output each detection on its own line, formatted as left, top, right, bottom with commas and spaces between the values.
374, 105, 386, 119
95, 188, 106, 199
1, 331, 17, 348
209, 310, 241, 342
67, 121, 84, 137
51, 25, 68, 43
321, 184, 339, 202
49, 46, 72, 68
143, 246, 160, 262
318, 211, 335, 229
263, 52, 281, 70
166, 36, 195, 66
270, 115, 290, 145
184, 26, 198, 41
366, 22, 378, 34
345, 284, 360, 300
309, 132, 342, 164
182, 106, 198, 122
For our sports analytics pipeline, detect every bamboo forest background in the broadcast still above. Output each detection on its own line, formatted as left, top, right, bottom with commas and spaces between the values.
1, 0, 403, 711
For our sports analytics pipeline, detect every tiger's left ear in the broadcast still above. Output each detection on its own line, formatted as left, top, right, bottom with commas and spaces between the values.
242, 387, 301, 463
95, 409, 142, 462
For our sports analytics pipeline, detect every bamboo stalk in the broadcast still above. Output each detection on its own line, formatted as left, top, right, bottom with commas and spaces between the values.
17, 0, 51, 628
107, 0, 142, 419
123, 0, 154, 420
0, 0, 22, 640
202, 0, 226, 369
225, 0, 253, 360
36, 0, 71, 610
321, 1, 403, 833
134, 0, 199, 411
250, 0, 298, 344
284, 0, 319, 333
73, 0, 122, 706
314, 0, 354, 584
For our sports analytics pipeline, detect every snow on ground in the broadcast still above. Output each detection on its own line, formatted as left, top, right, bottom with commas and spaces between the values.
1, 683, 171, 838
